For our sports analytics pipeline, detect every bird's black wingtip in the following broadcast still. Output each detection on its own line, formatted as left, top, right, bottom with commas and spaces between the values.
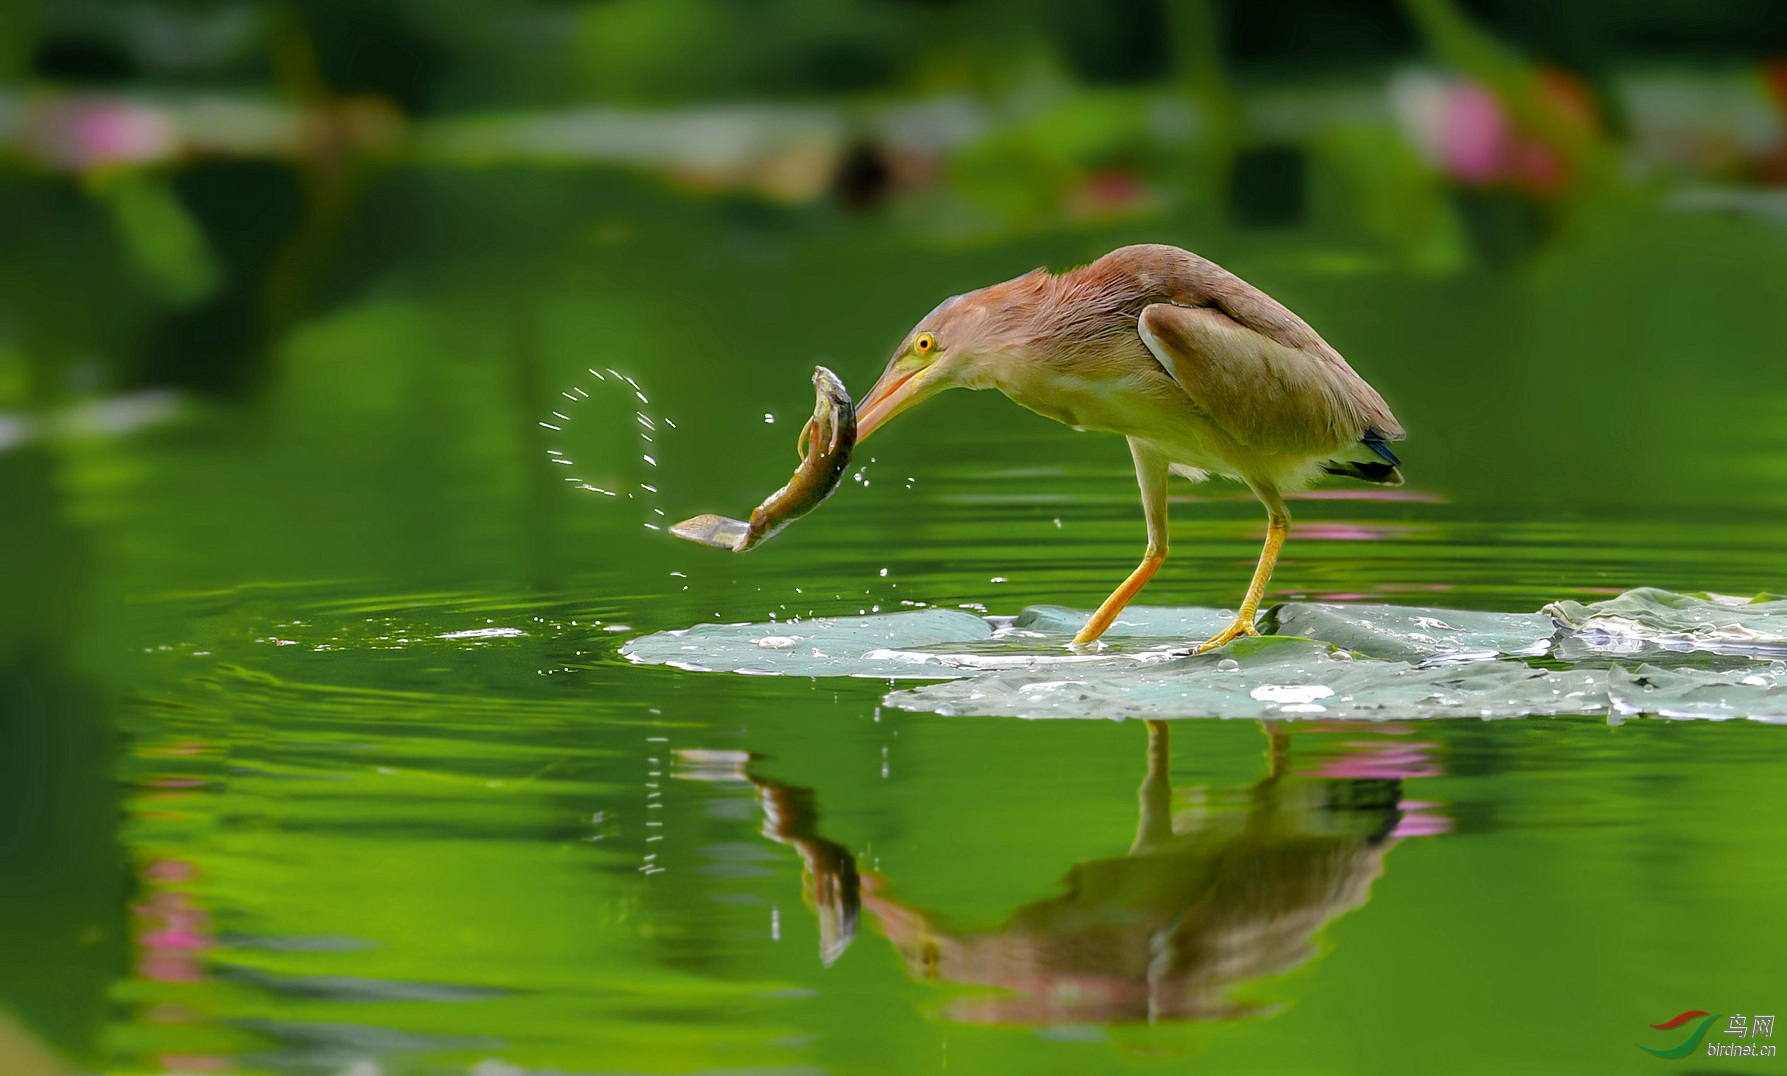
1361, 428, 1402, 467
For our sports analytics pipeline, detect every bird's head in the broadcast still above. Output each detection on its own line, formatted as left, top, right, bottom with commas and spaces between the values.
857, 280, 1035, 440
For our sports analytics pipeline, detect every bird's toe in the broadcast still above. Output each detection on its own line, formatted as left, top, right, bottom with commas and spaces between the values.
1193, 628, 1239, 654
1193, 616, 1260, 653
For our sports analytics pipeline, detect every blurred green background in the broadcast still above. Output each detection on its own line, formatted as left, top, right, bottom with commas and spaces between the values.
4, 1, 1787, 1074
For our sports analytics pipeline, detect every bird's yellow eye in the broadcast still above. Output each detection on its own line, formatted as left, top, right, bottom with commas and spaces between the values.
914, 332, 936, 354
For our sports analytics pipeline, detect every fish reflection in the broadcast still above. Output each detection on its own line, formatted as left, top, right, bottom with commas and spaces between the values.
675, 750, 859, 965
701, 725, 1445, 1026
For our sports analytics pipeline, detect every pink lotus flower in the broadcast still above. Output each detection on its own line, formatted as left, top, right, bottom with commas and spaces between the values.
24, 96, 178, 172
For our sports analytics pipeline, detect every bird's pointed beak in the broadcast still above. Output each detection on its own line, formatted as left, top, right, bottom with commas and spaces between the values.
855, 365, 926, 441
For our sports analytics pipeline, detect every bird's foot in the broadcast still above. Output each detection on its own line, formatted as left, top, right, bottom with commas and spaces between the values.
1192, 616, 1261, 655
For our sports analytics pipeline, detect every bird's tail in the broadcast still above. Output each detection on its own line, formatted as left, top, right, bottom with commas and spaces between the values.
1323, 460, 1403, 485
1323, 428, 1404, 486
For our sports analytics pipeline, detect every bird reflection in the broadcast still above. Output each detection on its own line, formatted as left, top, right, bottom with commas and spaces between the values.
690, 723, 1441, 1026
864, 723, 1410, 1025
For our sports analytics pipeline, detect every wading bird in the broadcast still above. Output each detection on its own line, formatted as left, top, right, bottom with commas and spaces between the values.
855, 243, 1403, 650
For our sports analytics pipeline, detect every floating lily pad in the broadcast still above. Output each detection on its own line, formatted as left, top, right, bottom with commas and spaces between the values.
1011, 604, 1237, 642
1269, 602, 1555, 663
1607, 662, 1787, 722
1544, 588, 1787, 657
619, 608, 993, 678
623, 593, 1787, 723
883, 637, 1612, 722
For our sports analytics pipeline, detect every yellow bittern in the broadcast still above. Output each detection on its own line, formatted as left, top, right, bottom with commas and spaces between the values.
855, 243, 1403, 651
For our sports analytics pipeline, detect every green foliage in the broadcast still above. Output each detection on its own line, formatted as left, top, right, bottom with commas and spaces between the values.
1312, 122, 1468, 273
85, 172, 221, 307
571, 0, 911, 102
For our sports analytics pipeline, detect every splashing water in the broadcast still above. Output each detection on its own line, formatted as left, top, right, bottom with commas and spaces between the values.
540, 367, 672, 533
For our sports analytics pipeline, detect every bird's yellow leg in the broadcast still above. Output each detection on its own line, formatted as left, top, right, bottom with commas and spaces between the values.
1195, 509, 1288, 653
1074, 439, 1171, 646
1074, 550, 1165, 644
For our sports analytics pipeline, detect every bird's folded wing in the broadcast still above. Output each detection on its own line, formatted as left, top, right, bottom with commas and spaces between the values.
1137, 302, 1374, 456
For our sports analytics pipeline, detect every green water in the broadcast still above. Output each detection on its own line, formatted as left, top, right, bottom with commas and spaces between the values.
6, 175, 1787, 1074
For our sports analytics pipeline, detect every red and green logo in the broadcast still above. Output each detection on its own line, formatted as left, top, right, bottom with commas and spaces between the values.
1636, 1011, 1720, 1059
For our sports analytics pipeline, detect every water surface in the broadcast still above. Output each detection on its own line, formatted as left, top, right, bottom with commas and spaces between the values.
7, 184, 1787, 1074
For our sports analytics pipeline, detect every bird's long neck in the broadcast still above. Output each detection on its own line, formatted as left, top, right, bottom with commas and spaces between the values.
971, 269, 1167, 433
973, 266, 1153, 370
1013, 258, 1167, 355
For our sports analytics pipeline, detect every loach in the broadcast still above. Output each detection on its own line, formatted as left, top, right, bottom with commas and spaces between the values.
671, 366, 856, 552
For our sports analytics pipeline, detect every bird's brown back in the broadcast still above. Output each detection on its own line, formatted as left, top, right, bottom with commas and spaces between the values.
1045, 244, 1404, 440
